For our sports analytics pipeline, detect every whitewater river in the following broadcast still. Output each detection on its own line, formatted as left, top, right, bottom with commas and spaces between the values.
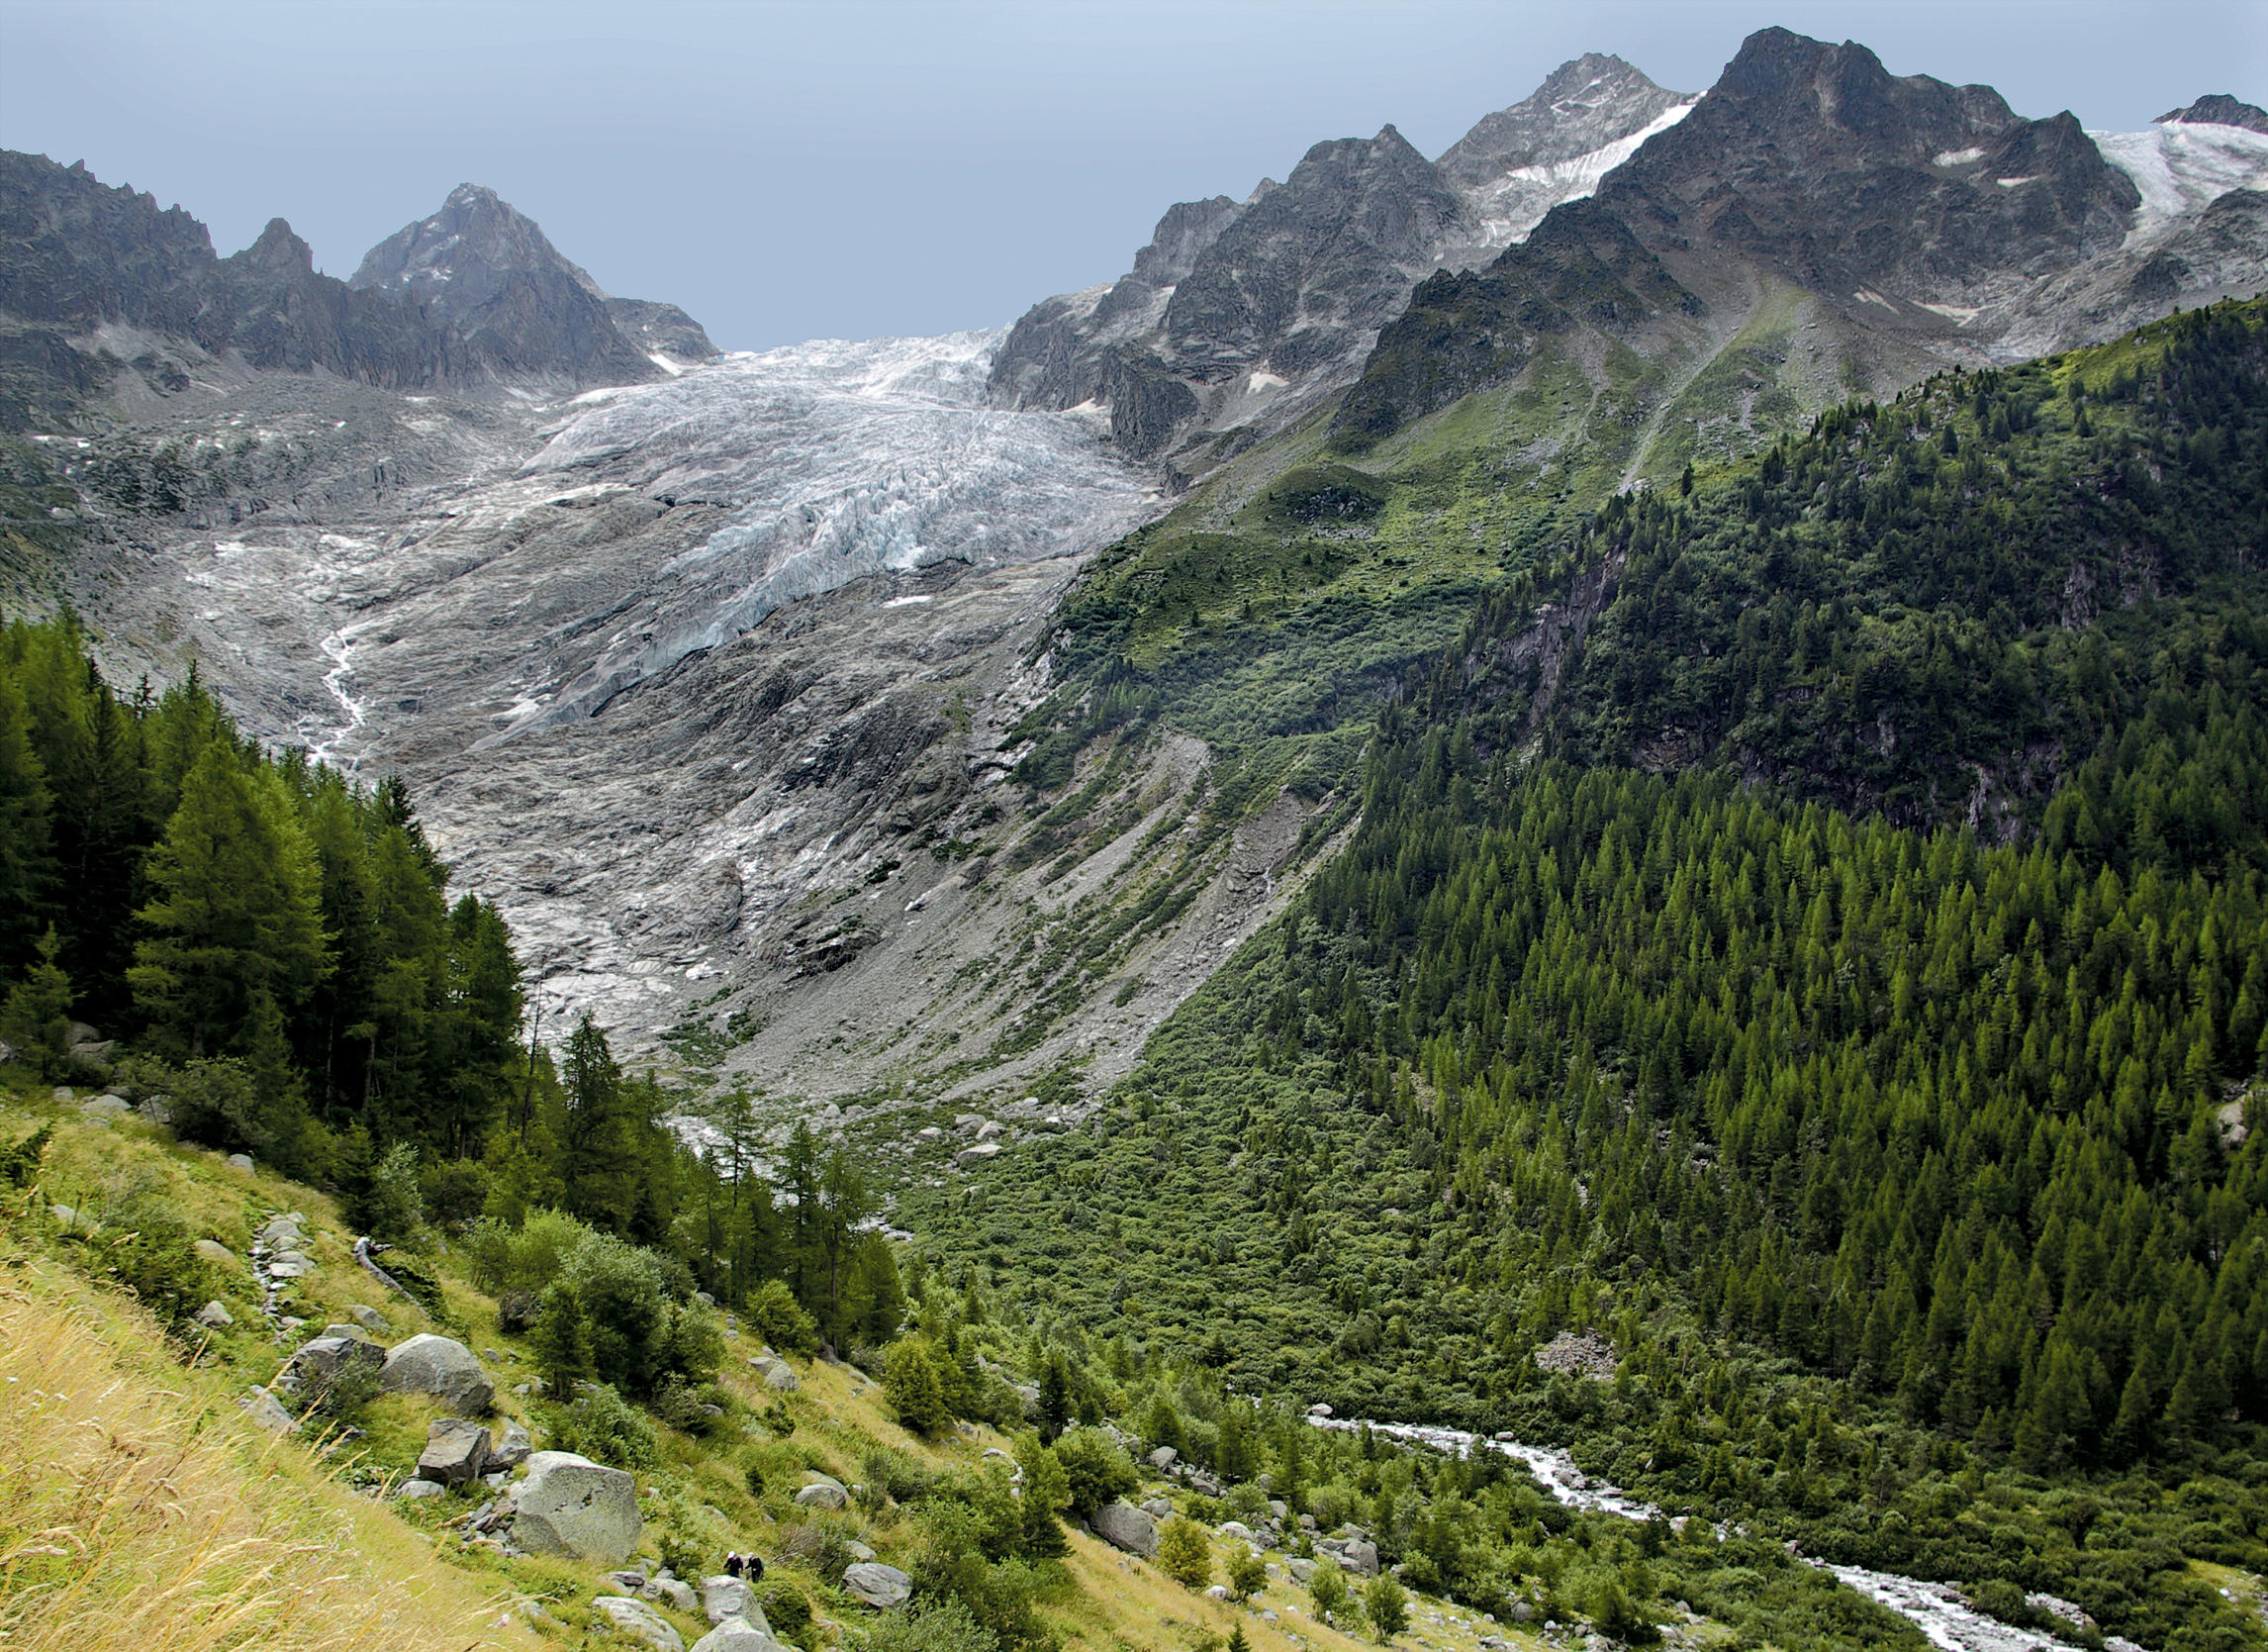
1308, 1417, 2130, 1652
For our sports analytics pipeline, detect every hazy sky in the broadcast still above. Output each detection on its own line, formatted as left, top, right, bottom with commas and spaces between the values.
2, 1, 2262, 351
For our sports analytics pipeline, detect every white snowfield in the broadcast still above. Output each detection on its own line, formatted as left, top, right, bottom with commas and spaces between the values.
2095, 120, 2268, 244
1460, 100, 1698, 250
498, 330, 1155, 735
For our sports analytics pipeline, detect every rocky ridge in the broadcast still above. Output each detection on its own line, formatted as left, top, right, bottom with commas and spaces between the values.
987, 54, 1697, 480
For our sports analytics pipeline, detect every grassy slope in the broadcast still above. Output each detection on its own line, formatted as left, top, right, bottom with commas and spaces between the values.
0, 1088, 1507, 1652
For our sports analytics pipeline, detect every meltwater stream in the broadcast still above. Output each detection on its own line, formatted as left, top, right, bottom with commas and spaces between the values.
1310, 1417, 2131, 1652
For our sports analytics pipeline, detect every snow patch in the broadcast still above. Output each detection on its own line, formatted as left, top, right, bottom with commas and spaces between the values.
2094, 121, 2268, 244
1935, 146, 1986, 166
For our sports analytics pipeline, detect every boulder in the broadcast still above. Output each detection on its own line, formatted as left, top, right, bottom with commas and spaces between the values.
763, 1362, 799, 1393
691, 1620, 785, 1652
643, 1575, 700, 1613
793, 1474, 849, 1509
1288, 1557, 1317, 1585
226, 1153, 253, 1172
1307, 1402, 1333, 1417
193, 1300, 234, 1330
80, 1093, 132, 1119
279, 1334, 384, 1396
975, 1120, 1005, 1141
256, 1216, 304, 1247
591, 1596, 685, 1652
236, 1386, 296, 1433
379, 1333, 494, 1414
508, 1451, 640, 1563
607, 1568, 650, 1594
416, 1417, 492, 1486
1318, 1534, 1379, 1577
1141, 1498, 1175, 1520
700, 1577, 760, 1626
1091, 1500, 1159, 1559
842, 1562, 912, 1608
956, 1142, 1000, 1165
489, 1418, 532, 1470
1147, 1446, 1178, 1470
395, 1476, 447, 1501
1218, 1519, 1254, 1542
349, 1304, 393, 1334
319, 1323, 368, 1341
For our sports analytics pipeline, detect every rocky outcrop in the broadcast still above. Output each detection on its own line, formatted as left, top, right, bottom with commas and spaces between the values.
0, 152, 703, 412
415, 1417, 492, 1485
347, 184, 661, 388
1333, 26, 2197, 447
2158, 95, 2268, 135
989, 56, 1696, 478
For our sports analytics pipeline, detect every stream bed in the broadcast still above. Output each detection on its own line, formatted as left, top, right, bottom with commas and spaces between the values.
1308, 1416, 2133, 1652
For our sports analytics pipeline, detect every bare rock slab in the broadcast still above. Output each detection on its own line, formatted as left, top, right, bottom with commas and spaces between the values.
508, 1450, 640, 1564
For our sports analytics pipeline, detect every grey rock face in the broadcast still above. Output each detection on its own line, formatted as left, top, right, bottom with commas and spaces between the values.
378, 1333, 494, 1414
841, 1562, 913, 1607
348, 184, 662, 390
607, 297, 718, 364
509, 1451, 640, 1563
416, 1417, 492, 1485
991, 55, 1694, 477
590, 1596, 685, 1652
2158, 95, 2268, 135
1091, 1500, 1159, 1558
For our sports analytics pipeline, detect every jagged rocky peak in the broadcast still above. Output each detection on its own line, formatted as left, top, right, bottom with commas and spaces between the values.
1438, 51, 1692, 186
1593, 27, 2140, 296
232, 216, 316, 274
347, 183, 675, 386
349, 182, 604, 313
2158, 95, 2268, 135
990, 58, 1704, 475
604, 297, 718, 365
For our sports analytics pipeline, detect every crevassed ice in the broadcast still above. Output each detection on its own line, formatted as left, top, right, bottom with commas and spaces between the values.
2093, 122, 2268, 243
504, 330, 1156, 733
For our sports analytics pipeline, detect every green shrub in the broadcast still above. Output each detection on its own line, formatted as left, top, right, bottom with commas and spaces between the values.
858, 1598, 1001, 1652
547, 1381, 658, 1471
885, 1337, 952, 1437
1052, 1427, 1137, 1518
746, 1278, 819, 1357
1157, 1515, 1212, 1590
0, 1122, 49, 1188
1364, 1574, 1408, 1639
1226, 1545, 1268, 1603
86, 1199, 210, 1332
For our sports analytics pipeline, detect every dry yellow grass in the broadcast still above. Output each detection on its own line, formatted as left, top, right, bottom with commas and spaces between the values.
0, 1246, 543, 1652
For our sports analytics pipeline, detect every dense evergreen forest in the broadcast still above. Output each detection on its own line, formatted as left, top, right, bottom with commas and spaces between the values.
908, 299, 2268, 1652
0, 616, 900, 1353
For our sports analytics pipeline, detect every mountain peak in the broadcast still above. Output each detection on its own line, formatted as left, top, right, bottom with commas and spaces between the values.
348, 183, 604, 310
1438, 51, 1691, 185
236, 217, 314, 275
2156, 94, 2268, 134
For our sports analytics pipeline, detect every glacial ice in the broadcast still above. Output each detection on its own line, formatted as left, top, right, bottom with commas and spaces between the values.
499, 329, 1156, 734
2095, 121, 2268, 243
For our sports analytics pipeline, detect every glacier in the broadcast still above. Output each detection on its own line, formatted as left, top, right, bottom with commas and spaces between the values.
497, 330, 1157, 735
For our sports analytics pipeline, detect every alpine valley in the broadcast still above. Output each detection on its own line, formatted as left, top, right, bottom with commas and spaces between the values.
4, 25, 2268, 1652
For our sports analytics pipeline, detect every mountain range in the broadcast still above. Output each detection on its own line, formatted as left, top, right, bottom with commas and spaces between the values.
0, 32, 2262, 1105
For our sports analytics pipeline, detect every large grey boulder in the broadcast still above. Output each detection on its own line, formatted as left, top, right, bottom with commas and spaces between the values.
193, 1301, 234, 1330
508, 1451, 640, 1563
591, 1596, 684, 1652
1091, 1500, 1159, 1559
841, 1562, 911, 1608
348, 1304, 393, 1334
792, 1474, 848, 1509
193, 1239, 238, 1268
416, 1417, 492, 1486
379, 1333, 494, 1414
700, 1577, 762, 1626
691, 1620, 786, 1652
278, 1334, 383, 1397
1147, 1446, 1178, 1470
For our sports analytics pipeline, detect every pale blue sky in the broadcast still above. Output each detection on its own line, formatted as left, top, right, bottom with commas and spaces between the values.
2, 1, 2261, 350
